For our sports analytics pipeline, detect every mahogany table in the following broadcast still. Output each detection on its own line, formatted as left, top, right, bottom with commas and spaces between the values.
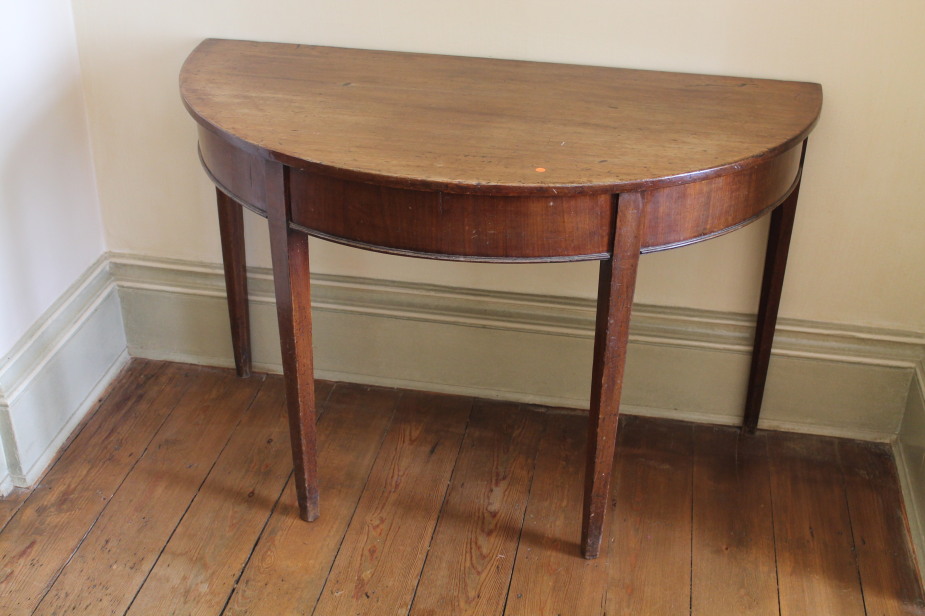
180, 38, 821, 558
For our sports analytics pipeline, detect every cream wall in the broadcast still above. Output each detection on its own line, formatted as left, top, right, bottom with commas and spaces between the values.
1, 0, 122, 492
70, 0, 925, 334
0, 0, 106, 355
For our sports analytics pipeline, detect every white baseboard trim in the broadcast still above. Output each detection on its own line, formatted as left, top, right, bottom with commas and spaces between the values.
0, 437, 11, 496
0, 256, 129, 488
111, 253, 925, 441
896, 361, 925, 581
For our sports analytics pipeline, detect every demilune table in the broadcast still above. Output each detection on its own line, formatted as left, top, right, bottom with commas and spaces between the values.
180, 38, 822, 558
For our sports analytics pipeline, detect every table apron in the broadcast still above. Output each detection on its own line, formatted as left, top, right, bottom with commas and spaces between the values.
198, 126, 802, 261
640, 144, 803, 253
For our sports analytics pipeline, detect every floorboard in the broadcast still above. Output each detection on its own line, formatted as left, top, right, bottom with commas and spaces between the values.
604, 415, 694, 615
769, 431, 867, 616
0, 360, 188, 616
504, 412, 610, 616
32, 367, 263, 616
839, 439, 925, 615
312, 390, 471, 616
691, 425, 779, 616
124, 374, 284, 616
223, 382, 399, 615
0, 359, 921, 616
410, 400, 545, 616
0, 488, 30, 532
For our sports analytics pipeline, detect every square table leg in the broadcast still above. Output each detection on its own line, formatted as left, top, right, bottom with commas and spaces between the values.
216, 188, 252, 378
742, 144, 805, 433
582, 192, 644, 559
265, 161, 320, 521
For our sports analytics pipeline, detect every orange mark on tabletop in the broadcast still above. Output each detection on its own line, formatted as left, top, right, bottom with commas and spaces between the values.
535, 167, 546, 172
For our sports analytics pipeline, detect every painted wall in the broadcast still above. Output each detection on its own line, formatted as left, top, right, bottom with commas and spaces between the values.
70, 0, 925, 334
0, 0, 106, 356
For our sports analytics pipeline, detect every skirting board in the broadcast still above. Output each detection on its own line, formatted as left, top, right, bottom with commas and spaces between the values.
112, 253, 925, 441
0, 256, 129, 492
0, 432, 9, 496
896, 362, 925, 581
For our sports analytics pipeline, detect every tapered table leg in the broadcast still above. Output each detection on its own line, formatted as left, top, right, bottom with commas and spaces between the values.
216, 189, 252, 378
265, 161, 320, 521
582, 192, 644, 559
742, 153, 804, 433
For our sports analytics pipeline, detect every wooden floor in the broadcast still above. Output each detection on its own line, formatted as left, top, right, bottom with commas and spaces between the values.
1, 360, 923, 615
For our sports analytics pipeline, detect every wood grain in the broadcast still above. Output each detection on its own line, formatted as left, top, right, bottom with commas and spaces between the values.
198, 127, 268, 217
0, 488, 31, 532
691, 426, 778, 615
640, 143, 802, 252
582, 191, 643, 558
216, 187, 252, 377
839, 439, 925, 615
31, 368, 262, 616
312, 390, 471, 616
123, 375, 292, 616
409, 401, 545, 616
0, 360, 188, 615
743, 157, 802, 432
290, 170, 613, 260
265, 159, 320, 523
504, 413, 611, 616
0, 363, 155, 532
222, 383, 400, 615
605, 415, 694, 615
2, 366, 923, 614
768, 431, 866, 616
182, 39, 821, 196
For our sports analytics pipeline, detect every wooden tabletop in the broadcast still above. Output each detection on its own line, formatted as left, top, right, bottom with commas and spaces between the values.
180, 39, 822, 196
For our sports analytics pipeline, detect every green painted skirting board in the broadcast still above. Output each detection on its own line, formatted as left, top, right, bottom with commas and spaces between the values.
111, 253, 923, 441
896, 363, 925, 582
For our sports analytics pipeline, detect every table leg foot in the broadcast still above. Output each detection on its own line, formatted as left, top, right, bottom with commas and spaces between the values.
297, 488, 320, 522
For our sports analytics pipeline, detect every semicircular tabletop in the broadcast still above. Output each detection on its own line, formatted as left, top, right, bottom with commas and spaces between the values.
180, 38, 822, 196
